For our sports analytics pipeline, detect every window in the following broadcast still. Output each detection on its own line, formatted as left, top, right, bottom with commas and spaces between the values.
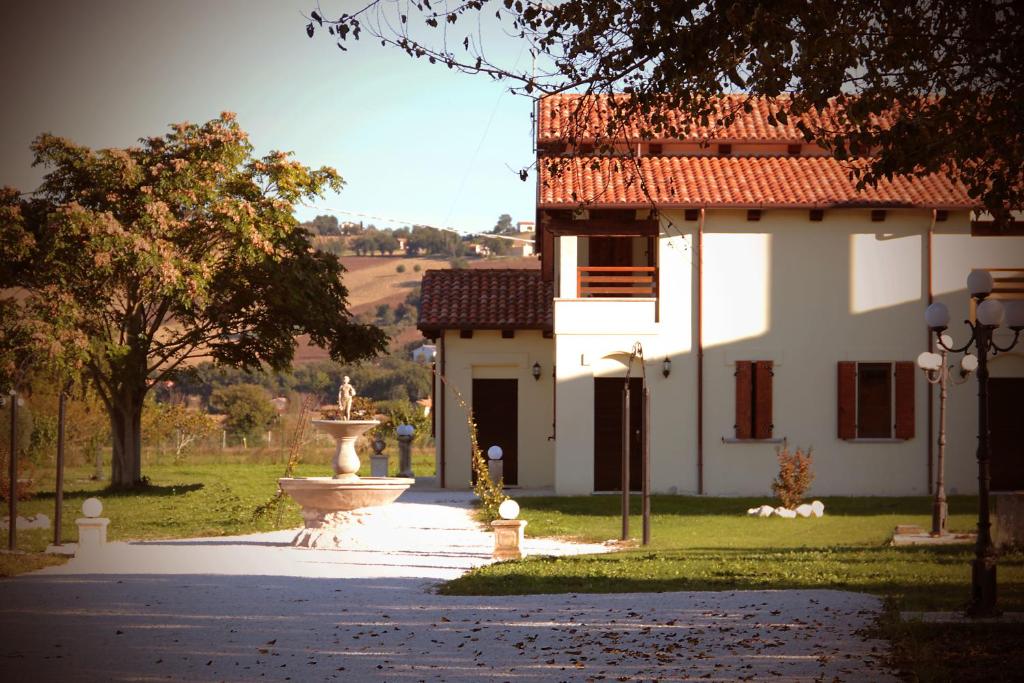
837, 361, 914, 440
735, 361, 773, 439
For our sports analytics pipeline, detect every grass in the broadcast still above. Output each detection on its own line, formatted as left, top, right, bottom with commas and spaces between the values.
1, 440, 436, 577
442, 495, 1024, 613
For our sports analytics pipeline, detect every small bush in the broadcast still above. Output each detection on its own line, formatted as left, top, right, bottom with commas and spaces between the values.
396, 264, 406, 273
771, 445, 814, 509
413, 264, 421, 272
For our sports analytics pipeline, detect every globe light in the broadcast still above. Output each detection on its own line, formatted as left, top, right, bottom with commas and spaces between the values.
976, 299, 1004, 327
967, 269, 994, 297
960, 354, 978, 374
396, 424, 415, 437
940, 334, 954, 349
925, 302, 950, 330
487, 445, 503, 460
916, 351, 942, 371
1005, 300, 1024, 330
82, 498, 103, 518
498, 499, 520, 520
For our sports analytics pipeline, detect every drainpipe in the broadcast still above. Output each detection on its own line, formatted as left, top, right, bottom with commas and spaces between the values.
439, 333, 447, 489
696, 208, 706, 495
926, 208, 937, 495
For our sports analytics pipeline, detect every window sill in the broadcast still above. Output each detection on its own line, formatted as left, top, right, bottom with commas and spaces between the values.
721, 437, 786, 444
843, 438, 908, 443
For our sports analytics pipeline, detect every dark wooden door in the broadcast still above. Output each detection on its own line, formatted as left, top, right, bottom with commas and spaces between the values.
594, 377, 643, 491
589, 237, 634, 267
472, 379, 518, 485
990, 377, 1024, 491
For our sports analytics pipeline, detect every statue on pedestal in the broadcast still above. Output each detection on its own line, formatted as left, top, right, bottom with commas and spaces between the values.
337, 376, 356, 421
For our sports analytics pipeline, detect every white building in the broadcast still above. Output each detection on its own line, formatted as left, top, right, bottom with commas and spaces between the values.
418, 95, 1024, 496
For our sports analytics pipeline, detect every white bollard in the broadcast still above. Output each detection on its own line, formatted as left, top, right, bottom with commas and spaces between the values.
75, 497, 109, 559
491, 499, 526, 560
396, 424, 415, 478
486, 445, 503, 484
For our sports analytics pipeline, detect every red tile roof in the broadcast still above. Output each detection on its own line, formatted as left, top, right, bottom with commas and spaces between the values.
537, 93, 889, 144
418, 269, 553, 334
538, 155, 975, 210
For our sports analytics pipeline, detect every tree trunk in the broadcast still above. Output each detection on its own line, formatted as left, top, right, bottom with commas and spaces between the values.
109, 392, 144, 488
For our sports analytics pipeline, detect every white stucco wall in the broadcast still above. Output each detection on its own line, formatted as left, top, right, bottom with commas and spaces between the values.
436, 330, 554, 489
550, 208, 1023, 497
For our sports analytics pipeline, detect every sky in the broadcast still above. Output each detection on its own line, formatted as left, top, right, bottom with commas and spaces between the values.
0, 0, 537, 234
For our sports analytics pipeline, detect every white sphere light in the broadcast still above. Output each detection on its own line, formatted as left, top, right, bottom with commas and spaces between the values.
976, 299, 1004, 327
82, 498, 103, 518
967, 269, 994, 297
487, 445, 503, 460
916, 351, 942, 371
1005, 300, 1024, 330
396, 424, 415, 437
960, 354, 978, 373
498, 499, 520, 520
940, 334, 954, 349
925, 302, 950, 330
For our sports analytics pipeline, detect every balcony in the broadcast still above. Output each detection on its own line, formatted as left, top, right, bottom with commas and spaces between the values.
576, 266, 657, 298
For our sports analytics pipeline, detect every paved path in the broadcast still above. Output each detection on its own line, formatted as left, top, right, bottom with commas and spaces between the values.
0, 490, 895, 681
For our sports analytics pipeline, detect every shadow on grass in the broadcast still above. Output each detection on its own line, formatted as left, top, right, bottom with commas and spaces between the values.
32, 482, 205, 500
441, 545, 1024, 612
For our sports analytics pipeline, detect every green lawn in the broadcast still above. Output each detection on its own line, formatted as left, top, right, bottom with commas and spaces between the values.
443, 495, 1024, 613
1, 443, 436, 576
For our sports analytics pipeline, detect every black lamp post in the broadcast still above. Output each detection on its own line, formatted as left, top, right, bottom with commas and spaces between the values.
925, 269, 1024, 617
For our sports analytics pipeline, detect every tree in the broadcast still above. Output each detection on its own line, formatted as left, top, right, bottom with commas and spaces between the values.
491, 213, 513, 235
141, 400, 217, 461
1, 113, 387, 486
301, 214, 340, 236
377, 231, 400, 255
210, 384, 277, 444
308, 1, 1022, 225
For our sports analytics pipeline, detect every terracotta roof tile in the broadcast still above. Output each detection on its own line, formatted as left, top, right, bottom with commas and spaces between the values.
418, 269, 553, 334
538, 93, 886, 144
538, 155, 975, 210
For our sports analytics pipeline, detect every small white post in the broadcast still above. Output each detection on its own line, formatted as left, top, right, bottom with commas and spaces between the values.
487, 445, 503, 485
491, 499, 526, 560
75, 497, 109, 560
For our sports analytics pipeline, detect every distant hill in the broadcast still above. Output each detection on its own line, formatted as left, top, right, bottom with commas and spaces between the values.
292, 254, 539, 364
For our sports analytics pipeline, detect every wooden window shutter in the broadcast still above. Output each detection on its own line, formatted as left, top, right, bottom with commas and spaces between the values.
754, 361, 774, 439
894, 361, 915, 439
837, 361, 857, 439
735, 361, 753, 439
541, 227, 554, 282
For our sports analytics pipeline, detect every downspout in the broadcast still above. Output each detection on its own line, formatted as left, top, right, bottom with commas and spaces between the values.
439, 333, 447, 489
926, 209, 937, 495
697, 208, 706, 495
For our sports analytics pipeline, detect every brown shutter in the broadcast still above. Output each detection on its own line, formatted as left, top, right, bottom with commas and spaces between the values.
735, 361, 752, 439
837, 361, 857, 439
541, 226, 554, 282
754, 361, 774, 439
894, 361, 915, 440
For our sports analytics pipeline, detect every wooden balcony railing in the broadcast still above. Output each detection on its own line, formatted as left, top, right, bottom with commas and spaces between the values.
577, 266, 657, 298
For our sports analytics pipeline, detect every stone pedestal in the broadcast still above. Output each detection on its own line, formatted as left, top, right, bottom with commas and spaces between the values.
993, 491, 1024, 549
75, 517, 109, 558
491, 519, 527, 560
370, 454, 388, 477
292, 507, 397, 549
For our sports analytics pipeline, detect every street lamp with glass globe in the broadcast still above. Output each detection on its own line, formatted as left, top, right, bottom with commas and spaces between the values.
916, 335, 975, 536
924, 270, 1024, 617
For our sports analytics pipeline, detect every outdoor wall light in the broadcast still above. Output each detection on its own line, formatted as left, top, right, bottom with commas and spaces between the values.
531, 361, 542, 380
662, 357, 672, 378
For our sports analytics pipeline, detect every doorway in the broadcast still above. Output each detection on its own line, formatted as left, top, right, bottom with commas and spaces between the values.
471, 379, 518, 485
990, 377, 1024, 491
593, 377, 643, 491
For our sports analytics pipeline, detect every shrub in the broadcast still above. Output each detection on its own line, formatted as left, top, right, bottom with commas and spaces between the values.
413, 264, 421, 273
771, 445, 815, 509
396, 264, 406, 273
210, 384, 277, 442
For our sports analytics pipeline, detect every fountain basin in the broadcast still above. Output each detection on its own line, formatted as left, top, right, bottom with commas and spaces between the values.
278, 476, 415, 511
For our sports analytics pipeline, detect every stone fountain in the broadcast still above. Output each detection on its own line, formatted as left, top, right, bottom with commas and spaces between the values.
278, 377, 414, 548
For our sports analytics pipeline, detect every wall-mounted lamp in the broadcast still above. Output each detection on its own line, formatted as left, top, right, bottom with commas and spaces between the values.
531, 362, 542, 381
662, 357, 672, 378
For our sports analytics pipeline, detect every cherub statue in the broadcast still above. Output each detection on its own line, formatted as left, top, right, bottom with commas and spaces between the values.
337, 376, 357, 421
